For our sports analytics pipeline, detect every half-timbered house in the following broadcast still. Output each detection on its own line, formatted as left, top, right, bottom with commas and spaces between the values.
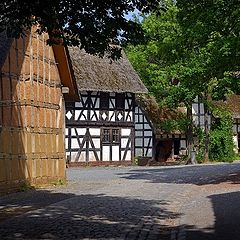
136, 95, 187, 162
65, 47, 152, 166
192, 95, 240, 153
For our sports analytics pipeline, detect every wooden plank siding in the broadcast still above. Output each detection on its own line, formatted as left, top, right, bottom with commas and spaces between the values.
0, 27, 65, 193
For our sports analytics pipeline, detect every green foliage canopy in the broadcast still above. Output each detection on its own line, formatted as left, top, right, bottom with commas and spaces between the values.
127, 1, 240, 160
127, 1, 240, 107
0, 0, 160, 58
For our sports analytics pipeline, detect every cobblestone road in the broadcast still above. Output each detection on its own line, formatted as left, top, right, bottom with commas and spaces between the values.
0, 163, 240, 240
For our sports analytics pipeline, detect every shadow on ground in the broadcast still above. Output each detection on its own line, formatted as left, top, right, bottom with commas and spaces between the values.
181, 191, 240, 240
117, 164, 240, 185
0, 190, 75, 222
0, 190, 181, 239
1, 189, 239, 240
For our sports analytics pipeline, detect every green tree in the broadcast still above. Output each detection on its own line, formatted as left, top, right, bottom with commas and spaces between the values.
0, 0, 160, 58
127, 1, 240, 162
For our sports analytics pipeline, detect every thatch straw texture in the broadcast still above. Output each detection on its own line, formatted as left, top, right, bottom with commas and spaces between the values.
216, 95, 240, 118
67, 47, 148, 93
136, 94, 186, 134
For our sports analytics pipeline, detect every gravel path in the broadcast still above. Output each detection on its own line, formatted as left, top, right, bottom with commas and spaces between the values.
0, 163, 240, 240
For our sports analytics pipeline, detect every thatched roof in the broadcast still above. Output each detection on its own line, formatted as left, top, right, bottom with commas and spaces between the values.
0, 32, 13, 69
216, 95, 240, 118
136, 94, 186, 135
67, 47, 148, 93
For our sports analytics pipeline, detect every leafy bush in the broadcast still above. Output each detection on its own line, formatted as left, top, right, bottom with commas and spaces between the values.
209, 110, 235, 161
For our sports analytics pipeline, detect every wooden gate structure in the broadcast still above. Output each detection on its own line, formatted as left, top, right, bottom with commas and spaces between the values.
0, 27, 78, 193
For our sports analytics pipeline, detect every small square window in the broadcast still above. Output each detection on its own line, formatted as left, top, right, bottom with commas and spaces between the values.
102, 129, 110, 143
112, 129, 120, 143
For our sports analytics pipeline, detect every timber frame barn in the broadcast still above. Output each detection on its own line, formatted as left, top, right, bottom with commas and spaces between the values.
0, 27, 78, 193
65, 48, 154, 166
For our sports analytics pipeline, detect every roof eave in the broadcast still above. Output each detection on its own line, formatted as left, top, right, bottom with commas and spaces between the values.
52, 45, 80, 101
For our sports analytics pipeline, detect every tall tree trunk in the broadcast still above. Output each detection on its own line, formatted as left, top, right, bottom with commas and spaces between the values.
187, 106, 196, 164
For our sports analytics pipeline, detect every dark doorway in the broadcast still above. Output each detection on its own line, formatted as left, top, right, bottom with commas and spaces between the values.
154, 140, 172, 162
173, 139, 180, 155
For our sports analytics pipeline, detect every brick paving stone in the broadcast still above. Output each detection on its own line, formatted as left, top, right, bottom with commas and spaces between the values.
0, 163, 240, 239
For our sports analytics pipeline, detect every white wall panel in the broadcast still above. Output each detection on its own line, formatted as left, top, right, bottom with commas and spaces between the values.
97, 151, 100, 161
121, 138, 128, 148
109, 111, 115, 121
139, 115, 143, 122
89, 128, 100, 136
76, 128, 86, 135
121, 128, 131, 136
125, 151, 131, 160
145, 148, 152, 157
75, 102, 82, 108
94, 110, 99, 119
102, 146, 110, 161
135, 131, 143, 136
192, 103, 198, 115
149, 138, 153, 147
95, 99, 100, 108
92, 138, 101, 148
200, 103, 204, 114
110, 99, 115, 108
70, 152, 78, 162
90, 110, 97, 121
74, 110, 81, 120
200, 116, 204, 126
71, 128, 76, 136
135, 138, 142, 147
80, 110, 88, 120
135, 148, 142, 156
89, 151, 97, 161
233, 135, 238, 153
71, 138, 79, 148
125, 100, 129, 109
144, 138, 150, 146
82, 96, 87, 104
112, 146, 120, 161
144, 131, 152, 137
144, 123, 152, 130
146, 149, 152, 157
79, 151, 86, 162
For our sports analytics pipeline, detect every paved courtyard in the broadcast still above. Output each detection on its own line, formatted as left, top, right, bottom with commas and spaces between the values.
0, 163, 240, 239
